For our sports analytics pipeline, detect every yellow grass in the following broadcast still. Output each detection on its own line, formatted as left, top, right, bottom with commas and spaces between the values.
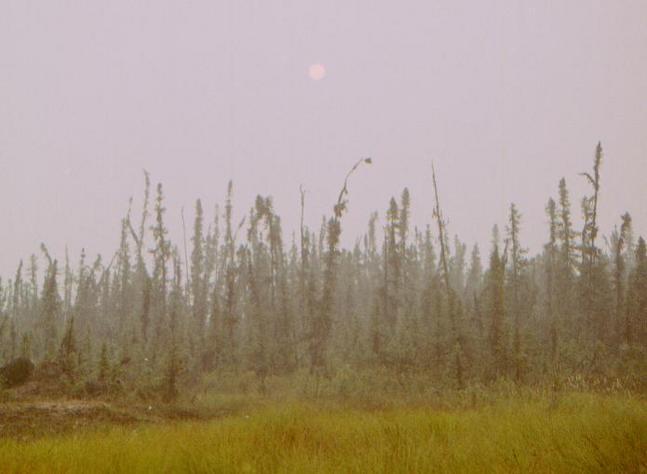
0, 392, 644, 473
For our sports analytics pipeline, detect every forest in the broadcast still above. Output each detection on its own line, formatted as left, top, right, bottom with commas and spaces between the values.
0, 144, 646, 472
1, 143, 645, 396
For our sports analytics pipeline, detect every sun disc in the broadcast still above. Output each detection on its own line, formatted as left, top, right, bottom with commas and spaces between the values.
308, 63, 326, 81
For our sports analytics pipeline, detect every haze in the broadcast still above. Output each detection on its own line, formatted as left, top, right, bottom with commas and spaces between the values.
1, 0, 646, 277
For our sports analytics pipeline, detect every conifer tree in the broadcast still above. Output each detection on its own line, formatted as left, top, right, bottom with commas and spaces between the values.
611, 213, 632, 342
556, 178, 577, 338
507, 203, 527, 383
40, 258, 60, 359
310, 158, 371, 375
486, 227, 507, 379
164, 249, 183, 402
63, 248, 73, 324
116, 214, 133, 347
12, 261, 23, 328
432, 165, 465, 387
150, 183, 171, 362
222, 181, 240, 368
58, 316, 78, 381
626, 237, 647, 345
465, 245, 483, 340
545, 198, 558, 366
127, 171, 152, 346
98, 342, 110, 383
28, 255, 39, 315
191, 199, 207, 351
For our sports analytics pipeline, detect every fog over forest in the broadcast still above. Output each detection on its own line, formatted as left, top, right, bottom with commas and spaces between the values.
1, 2, 645, 472
1, 149, 645, 395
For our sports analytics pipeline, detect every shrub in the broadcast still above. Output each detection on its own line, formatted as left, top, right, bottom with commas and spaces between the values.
0, 357, 35, 388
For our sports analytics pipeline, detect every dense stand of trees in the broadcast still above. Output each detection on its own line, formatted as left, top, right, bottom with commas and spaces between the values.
0, 145, 645, 398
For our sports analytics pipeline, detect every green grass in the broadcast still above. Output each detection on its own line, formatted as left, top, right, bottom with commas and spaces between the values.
0, 393, 644, 473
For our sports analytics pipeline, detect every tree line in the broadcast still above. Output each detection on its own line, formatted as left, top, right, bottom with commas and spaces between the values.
0, 145, 645, 399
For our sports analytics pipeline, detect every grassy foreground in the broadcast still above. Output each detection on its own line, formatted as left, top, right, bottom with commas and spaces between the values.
0, 393, 644, 473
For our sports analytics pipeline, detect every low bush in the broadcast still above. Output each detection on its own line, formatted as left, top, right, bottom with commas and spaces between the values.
0, 357, 34, 388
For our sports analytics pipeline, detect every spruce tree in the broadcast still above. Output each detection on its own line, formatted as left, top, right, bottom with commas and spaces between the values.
626, 237, 647, 346
58, 316, 78, 381
611, 213, 632, 343
486, 227, 507, 379
40, 259, 60, 359
507, 203, 527, 383
556, 178, 577, 339
191, 199, 207, 352
150, 183, 171, 363
545, 198, 558, 366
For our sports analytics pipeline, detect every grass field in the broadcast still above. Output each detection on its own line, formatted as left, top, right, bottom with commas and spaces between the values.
0, 392, 644, 473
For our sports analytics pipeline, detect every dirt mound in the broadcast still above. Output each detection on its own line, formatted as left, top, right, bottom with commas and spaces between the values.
0, 400, 143, 439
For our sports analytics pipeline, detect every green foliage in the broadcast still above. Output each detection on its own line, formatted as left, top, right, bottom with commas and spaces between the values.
98, 343, 110, 383
57, 317, 78, 381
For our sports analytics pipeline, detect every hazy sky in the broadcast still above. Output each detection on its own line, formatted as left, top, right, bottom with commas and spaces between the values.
1, 1, 646, 277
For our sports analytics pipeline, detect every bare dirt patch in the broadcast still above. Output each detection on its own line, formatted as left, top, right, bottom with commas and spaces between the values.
0, 396, 233, 441
0, 400, 146, 440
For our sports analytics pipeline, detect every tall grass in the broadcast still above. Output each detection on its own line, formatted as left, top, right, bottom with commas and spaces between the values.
0, 393, 644, 473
